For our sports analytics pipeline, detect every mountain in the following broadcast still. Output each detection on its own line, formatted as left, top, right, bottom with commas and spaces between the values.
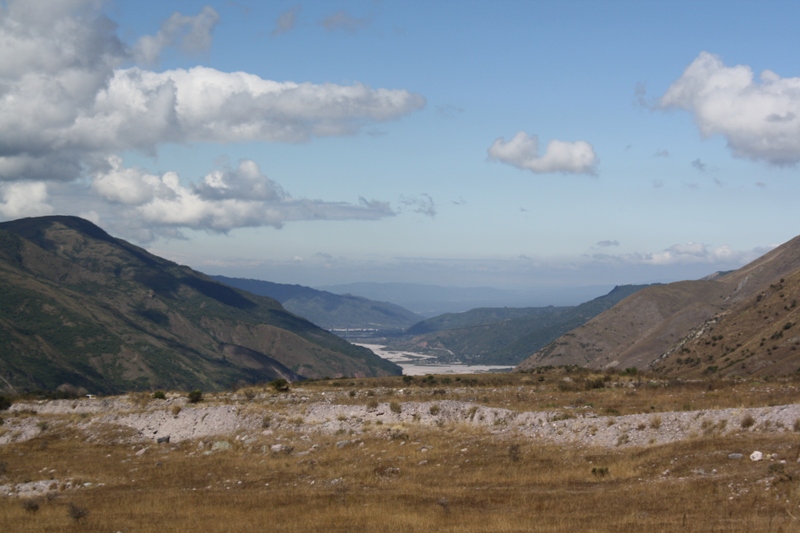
211, 276, 422, 330
383, 285, 650, 365
517, 235, 800, 377
317, 282, 615, 317
0, 216, 400, 395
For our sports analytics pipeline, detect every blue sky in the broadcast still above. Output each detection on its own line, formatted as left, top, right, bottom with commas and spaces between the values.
1, 0, 799, 298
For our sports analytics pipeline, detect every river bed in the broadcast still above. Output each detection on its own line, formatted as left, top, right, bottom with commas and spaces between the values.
356, 343, 513, 376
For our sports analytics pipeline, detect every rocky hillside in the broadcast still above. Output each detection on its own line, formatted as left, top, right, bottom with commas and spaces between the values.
0, 216, 400, 395
211, 275, 422, 330
517, 235, 800, 377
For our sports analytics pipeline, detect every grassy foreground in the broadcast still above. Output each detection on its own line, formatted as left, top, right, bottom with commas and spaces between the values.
2, 371, 800, 532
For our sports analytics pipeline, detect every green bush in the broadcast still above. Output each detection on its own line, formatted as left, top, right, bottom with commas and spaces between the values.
389, 401, 402, 414
187, 390, 203, 403
0, 394, 11, 411
270, 379, 290, 393
152, 390, 166, 400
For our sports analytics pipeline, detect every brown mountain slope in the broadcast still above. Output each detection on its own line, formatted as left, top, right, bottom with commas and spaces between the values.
652, 270, 800, 378
516, 235, 800, 374
0, 216, 400, 394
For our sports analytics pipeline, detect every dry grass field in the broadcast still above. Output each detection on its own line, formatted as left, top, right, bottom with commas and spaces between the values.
3, 370, 800, 532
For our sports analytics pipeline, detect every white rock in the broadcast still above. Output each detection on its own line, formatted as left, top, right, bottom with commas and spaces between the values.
750, 451, 763, 462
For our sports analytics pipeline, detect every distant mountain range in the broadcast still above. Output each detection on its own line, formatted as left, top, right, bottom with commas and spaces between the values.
382, 285, 651, 365
317, 282, 614, 317
211, 276, 422, 330
0, 216, 400, 395
517, 235, 800, 378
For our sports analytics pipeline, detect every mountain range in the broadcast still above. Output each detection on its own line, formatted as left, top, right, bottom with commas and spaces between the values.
517, 235, 800, 377
381, 285, 650, 365
0, 216, 400, 395
211, 275, 421, 330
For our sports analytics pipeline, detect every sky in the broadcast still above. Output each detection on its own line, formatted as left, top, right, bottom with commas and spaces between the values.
1, 0, 799, 301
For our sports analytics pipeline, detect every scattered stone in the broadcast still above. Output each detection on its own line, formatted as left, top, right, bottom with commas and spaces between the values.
212, 441, 231, 451
156, 436, 170, 444
728, 453, 743, 460
336, 440, 353, 449
270, 444, 292, 454
135, 447, 148, 456
750, 451, 763, 462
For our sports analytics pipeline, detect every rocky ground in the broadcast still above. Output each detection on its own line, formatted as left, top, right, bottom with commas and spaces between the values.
2, 385, 798, 452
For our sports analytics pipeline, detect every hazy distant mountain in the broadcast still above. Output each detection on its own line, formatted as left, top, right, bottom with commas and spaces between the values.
317, 282, 615, 317
211, 276, 422, 330
0, 216, 400, 395
517, 235, 800, 377
385, 285, 650, 365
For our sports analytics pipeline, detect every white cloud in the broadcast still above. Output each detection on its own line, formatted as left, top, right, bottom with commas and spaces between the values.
595, 242, 762, 267
134, 6, 219, 64
0, 0, 425, 182
660, 52, 800, 166
89, 158, 394, 238
0, 181, 54, 218
487, 131, 598, 175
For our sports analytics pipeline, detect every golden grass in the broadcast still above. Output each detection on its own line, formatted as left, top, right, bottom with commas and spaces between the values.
4, 373, 800, 531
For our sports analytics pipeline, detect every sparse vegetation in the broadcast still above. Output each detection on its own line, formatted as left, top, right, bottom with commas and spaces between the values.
2, 374, 800, 531
152, 390, 166, 400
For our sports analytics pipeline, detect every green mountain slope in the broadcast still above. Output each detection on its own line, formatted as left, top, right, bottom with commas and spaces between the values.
0, 216, 400, 394
211, 275, 422, 330
385, 285, 650, 365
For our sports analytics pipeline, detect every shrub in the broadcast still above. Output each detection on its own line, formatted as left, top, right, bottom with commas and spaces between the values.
21, 499, 39, 513
650, 415, 662, 429
68, 503, 89, 522
366, 398, 379, 410
402, 375, 413, 384
171, 405, 182, 417
429, 404, 440, 416
152, 390, 166, 400
187, 390, 203, 403
270, 379, 290, 393
0, 394, 11, 411
740, 414, 755, 429
389, 401, 402, 414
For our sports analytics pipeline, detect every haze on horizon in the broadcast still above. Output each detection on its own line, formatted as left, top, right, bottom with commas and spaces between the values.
0, 0, 798, 295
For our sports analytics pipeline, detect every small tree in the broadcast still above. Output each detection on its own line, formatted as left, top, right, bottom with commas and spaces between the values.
270, 379, 290, 393
187, 390, 203, 403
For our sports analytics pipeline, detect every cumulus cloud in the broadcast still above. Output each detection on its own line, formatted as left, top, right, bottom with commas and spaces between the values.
487, 131, 598, 175
134, 6, 220, 64
320, 10, 369, 33
0, 0, 425, 183
660, 52, 800, 166
89, 158, 394, 237
272, 6, 300, 37
0, 182, 54, 218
